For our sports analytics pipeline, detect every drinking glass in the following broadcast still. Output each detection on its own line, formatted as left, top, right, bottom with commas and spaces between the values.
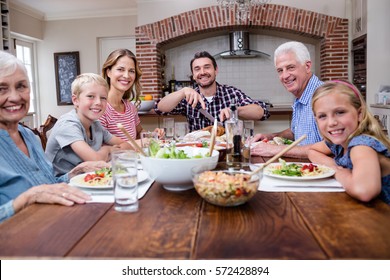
140, 131, 158, 155
163, 118, 175, 140
111, 150, 139, 212
174, 122, 189, 141
243, 120, 254, 140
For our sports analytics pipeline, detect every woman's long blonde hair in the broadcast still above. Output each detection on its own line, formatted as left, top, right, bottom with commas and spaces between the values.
312, 80, 390, 149
101, 49, 142, 107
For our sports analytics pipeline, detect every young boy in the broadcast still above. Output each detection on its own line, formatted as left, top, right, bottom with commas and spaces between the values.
46, 73, 132, 176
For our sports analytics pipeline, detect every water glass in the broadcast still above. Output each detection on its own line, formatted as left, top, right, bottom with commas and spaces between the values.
243, 120, 254, 140
174, 122, 189, 141
163, 118, 175, 140
111, 150, 139, 213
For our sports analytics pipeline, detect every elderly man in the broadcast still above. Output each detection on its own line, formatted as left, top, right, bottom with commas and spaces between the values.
155, 51, 270, 132
251, 41, 323, 158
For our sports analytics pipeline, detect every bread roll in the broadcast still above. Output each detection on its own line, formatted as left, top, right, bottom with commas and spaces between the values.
202, 125, 225, 136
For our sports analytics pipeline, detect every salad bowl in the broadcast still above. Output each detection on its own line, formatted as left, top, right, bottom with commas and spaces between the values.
192, 164, 262, 207
140, 146, 219, 191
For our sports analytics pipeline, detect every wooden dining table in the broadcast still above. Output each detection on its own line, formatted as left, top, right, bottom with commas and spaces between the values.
1, 156, 390, 260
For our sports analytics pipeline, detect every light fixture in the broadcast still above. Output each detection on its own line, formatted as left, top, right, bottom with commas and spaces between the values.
217, 0, 271, 22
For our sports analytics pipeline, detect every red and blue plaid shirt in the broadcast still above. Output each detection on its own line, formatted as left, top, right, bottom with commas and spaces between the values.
155, 82, 270, 132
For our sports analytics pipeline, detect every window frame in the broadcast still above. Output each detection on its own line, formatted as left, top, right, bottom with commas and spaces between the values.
13, 37, 40, 127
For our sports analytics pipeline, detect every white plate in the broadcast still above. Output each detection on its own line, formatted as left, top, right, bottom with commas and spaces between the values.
70, 170, 149, 189
264, 163, 335, 181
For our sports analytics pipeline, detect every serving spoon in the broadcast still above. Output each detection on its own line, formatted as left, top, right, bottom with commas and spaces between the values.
250, 134, 307, 176
117, 123, 147, 156
208, 119, 218, 156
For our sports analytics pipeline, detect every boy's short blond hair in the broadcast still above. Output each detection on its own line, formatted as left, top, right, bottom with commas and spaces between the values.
71, 73, 109, 98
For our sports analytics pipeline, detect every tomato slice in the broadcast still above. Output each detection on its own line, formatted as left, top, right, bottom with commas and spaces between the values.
84, 174, 95, 182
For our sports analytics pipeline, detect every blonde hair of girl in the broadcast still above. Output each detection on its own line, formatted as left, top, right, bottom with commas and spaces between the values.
312, 80, 390, 149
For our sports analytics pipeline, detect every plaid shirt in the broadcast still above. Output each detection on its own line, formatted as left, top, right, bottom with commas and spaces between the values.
156, 82, 270, 132
291, 74, 324, 145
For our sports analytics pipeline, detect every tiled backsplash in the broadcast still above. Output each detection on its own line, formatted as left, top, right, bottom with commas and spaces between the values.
165, 34, 316, 105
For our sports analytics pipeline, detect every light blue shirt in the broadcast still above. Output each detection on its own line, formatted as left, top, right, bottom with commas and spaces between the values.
291, 74, 323, 145
0, 125, 68, 223
45, 109, 113, 176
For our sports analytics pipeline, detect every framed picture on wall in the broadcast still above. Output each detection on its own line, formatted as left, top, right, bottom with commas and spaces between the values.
54, 51, 80, 105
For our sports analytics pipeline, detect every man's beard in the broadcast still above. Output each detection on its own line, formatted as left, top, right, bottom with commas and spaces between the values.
197, 76, 215, 89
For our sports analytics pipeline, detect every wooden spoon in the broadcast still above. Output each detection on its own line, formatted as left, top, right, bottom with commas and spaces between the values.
117, 123, 147, 156
208, 119, 218, 156
250, 134, 307, 175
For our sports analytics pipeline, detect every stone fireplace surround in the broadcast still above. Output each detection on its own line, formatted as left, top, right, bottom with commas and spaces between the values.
135, 4, 348, 98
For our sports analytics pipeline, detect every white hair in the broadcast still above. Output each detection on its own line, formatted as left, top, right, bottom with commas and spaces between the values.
274, 41, 311, 66
0, 50, 28, 79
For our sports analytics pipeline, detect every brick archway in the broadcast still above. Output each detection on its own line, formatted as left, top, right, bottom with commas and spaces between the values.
136, 4, 348, 97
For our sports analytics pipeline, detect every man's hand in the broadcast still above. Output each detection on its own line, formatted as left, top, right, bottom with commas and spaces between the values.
181, 87, 206, 109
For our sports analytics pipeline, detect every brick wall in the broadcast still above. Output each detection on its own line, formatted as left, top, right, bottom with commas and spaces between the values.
135, 4, 349, 97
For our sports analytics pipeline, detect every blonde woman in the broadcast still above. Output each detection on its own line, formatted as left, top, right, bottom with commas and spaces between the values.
99, 49, 163, 141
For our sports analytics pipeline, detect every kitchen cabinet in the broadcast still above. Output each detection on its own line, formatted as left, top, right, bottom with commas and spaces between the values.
0, 0, 10, 51
352, 0, 367, 39
352, 35, 366, 101
168, 80, 195, 93
370, 105, 389, 134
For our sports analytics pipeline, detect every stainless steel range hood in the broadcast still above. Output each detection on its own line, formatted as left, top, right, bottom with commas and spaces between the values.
214, 31, 271, 59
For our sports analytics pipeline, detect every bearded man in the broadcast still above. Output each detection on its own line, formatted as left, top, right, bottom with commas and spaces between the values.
156, 51, 269, 132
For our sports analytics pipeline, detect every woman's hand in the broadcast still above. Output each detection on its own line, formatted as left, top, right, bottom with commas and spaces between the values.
153, 127, 165, 139
13, 183, 91, 214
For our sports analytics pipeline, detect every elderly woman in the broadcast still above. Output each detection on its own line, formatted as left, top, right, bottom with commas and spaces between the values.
0, 51, 108, 223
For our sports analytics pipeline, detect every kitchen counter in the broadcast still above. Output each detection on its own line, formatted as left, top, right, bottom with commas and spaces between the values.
370, 104, 390, 109
138, 106, 292, 133
138, 105, 292, 117
268, 105, 292, 115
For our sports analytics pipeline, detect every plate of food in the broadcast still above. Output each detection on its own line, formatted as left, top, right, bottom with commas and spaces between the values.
263, 159, 335, 180
70, 168, 149, 189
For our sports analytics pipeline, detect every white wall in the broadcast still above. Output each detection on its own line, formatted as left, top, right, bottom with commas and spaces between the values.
366, 0, 390, 105
36, 16, 136, 122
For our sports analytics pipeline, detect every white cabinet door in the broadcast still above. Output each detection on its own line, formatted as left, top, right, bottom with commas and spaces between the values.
352, 0, 367, 39
97, 36, 136, 73
370, 106, 390, 133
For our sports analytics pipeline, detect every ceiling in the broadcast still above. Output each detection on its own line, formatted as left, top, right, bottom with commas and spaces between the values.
11, 0, 139, 20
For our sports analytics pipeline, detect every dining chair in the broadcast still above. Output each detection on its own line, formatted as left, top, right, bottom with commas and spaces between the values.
38, 114, 58, 150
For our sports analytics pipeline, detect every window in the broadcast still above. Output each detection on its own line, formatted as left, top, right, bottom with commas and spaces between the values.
14, 38, 39, 127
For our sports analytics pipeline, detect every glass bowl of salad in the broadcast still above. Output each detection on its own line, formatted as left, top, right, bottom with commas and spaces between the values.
140, 142, 219, 191
192, 165, 262, 207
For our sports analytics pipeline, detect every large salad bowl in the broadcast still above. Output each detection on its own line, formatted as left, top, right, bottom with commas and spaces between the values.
140, 146, 219, 191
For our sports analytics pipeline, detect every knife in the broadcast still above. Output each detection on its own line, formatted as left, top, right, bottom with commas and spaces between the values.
199, 108, 223, 126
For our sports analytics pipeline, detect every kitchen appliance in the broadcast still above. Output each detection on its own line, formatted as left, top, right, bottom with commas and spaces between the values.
214, 31, 270, 59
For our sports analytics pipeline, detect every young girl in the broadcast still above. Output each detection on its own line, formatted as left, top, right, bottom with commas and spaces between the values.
308, 80, 390, 204
45, 73, 132, 176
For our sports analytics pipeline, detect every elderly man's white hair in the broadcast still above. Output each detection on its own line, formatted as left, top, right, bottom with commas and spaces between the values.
274, 41, 311, 66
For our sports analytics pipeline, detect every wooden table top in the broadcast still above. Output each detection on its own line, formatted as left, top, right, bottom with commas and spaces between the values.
1, 157, 389, 259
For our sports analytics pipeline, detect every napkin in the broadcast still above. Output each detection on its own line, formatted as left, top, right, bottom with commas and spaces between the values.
260, 175, 344, 192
